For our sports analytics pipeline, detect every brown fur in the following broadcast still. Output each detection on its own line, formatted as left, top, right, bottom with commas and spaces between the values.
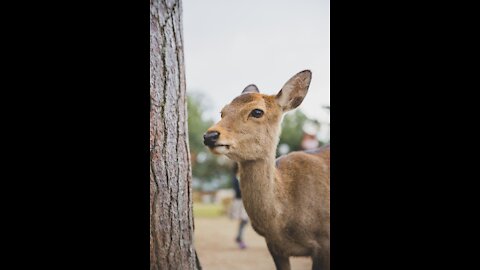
205, 70, 330, 270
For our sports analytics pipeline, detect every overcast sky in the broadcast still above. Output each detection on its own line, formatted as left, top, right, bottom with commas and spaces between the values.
182, 0, 330, 124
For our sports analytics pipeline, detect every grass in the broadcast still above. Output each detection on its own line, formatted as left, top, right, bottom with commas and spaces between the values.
193, 203, 224, 218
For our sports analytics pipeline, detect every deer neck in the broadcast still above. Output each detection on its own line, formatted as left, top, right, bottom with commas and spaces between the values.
238, 155, 280, 229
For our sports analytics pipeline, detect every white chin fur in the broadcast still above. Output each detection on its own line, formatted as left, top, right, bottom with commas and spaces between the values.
213, 146, 229, 155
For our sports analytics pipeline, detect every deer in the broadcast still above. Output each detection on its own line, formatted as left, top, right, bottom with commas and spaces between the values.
203, 70, 330, 270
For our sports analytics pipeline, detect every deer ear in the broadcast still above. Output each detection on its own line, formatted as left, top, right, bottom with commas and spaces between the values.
276, 70, 312, 111
242, 84, 260, 94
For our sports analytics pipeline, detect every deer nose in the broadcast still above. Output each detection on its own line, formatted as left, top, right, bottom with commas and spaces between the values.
203, 131, 220, 147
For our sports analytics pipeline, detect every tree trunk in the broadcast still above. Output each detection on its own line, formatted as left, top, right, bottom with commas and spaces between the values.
150, 0, 200, 269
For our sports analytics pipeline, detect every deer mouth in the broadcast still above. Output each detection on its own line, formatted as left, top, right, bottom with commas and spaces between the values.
209, 144, 231, 155
213, 144, 230, 149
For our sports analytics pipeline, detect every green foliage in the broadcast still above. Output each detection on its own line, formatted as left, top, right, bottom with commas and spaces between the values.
277, 110, 309, 155
187, 92, 214, 154
193, 203, 224, 218
187, 92, 233, 190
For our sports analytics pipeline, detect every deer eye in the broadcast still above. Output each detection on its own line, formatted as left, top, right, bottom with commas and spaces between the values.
250, 109, 264, 118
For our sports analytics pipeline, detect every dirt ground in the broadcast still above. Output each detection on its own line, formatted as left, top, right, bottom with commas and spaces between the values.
195, 216, 312, 270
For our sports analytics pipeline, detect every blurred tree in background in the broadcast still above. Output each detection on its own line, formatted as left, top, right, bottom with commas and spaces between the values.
277, 110, 308, 156
187, 92, 214, 154
277, 110, 325, 157
187, 92, 233, 191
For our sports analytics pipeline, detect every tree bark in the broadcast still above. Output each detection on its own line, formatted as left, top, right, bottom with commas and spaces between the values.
150, 0, 200, 269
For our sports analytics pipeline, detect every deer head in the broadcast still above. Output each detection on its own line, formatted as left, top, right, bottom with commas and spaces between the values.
203, 70, 312, 162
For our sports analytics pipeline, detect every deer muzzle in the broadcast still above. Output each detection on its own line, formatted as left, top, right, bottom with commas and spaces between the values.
203, 131, 220, 147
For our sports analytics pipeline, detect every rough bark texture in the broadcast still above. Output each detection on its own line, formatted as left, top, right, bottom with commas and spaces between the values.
150, 0, 200, 269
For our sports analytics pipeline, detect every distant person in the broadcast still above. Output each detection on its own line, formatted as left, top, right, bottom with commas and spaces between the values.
230, 163, 249, 249
301, 132, 320, 150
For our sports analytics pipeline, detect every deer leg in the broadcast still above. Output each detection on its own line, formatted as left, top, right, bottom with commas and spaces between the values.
312, 245, 330, 270
270, 253, 290, 270
266, 242, 290, 270
312, 255, 324, 270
